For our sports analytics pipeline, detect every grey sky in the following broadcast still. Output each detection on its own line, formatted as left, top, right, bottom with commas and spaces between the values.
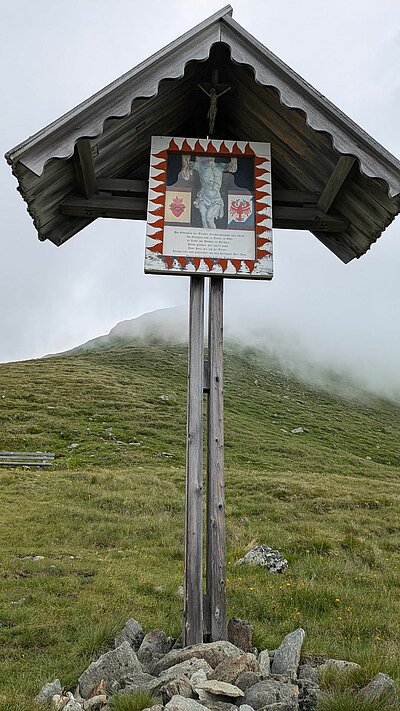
1, 1, 399, 398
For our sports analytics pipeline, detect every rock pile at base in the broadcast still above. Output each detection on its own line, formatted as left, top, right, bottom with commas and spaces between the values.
35, 619, 396, 711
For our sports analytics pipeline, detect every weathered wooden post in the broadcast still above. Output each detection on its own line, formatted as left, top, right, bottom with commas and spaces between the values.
206, 276, 227, 640
184, 276, 205, 645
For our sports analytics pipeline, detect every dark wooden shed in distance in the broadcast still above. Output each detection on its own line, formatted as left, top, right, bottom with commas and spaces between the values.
5, 5, 400, 263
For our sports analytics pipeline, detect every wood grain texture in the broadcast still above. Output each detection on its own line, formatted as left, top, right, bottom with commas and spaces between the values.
184, 276, 205, 646
74, 139, 97, 199
317, 156, 356, 213
206, 277, 227, 641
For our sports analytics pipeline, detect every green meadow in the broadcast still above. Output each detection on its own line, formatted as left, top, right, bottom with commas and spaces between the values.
0, 340, 399, 710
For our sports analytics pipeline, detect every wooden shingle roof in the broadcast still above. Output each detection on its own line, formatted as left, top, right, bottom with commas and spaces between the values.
5, 5, 400, 263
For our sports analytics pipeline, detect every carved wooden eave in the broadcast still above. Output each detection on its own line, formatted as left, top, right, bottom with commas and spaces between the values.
5, 5, 400, 263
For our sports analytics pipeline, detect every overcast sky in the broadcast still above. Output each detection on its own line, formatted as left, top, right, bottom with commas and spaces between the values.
1, 1, 400, 399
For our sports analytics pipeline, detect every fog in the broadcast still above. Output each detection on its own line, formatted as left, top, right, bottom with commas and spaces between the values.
1, 1, 399, 403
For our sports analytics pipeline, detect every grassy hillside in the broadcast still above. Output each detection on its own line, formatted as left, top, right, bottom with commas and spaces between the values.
1, 340, 400, 710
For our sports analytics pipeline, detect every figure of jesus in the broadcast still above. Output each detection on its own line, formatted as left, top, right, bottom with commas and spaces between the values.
181, 155, 237, 229
198, 84, 231, 135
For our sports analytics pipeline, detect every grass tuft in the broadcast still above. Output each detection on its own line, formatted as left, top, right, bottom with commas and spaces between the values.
109, 690, 155, 711
317, 691, 398, 711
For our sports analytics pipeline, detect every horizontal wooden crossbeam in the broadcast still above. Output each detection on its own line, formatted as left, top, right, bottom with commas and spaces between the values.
61, 193, 348, 231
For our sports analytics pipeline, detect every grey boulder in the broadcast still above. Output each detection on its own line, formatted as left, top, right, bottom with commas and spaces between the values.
210, 653, 259, 684
153, 641, 241, 675
271, 629, 305, 679
115, 618, 144, 651
78, 641, 142, 698
243, 678, 299, 711
235, 546, 288, 573
138, 630, 173, 672
35, 679, 63, 704
165, 695, 208, 709
358, 673, 396, 701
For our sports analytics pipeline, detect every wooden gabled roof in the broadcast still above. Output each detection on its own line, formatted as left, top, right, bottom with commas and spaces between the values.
5, 5, 400, 263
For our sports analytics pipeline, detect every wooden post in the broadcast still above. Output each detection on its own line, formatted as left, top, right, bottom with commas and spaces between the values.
206, 276, 227, 640
184, 276, 205, 646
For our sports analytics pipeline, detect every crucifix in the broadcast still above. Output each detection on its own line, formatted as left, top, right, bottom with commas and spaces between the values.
198, 69, 231, 136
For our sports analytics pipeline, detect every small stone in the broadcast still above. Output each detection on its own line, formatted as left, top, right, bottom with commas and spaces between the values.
190, 670, 208, 687
235, 546, 288, 574
83, 696, 107, 710
235, 672, 262, 692
297, 679, 319, 711
358, 673, 396, 701
271, 628, 305, 679
78, 641, 142, 698
64, 700, 83, 711
32, 555, 45, 561
159, 658, 213, 682
138, 630, 173, 672
244, 679, 299, 711
211, 653, 259, 684
238, 706, 256, 711
195, 680, 244, 698
291, 428, 304, 434
317, 659, 361, 676
51, 695, 69, 711
115, 618, 144, 651
298, 665, 318, 684
165, 695, 207, 710
35, 679, 63, 704
228, 618, 253, 652
200, 701, 238, 710
258, 651, 270, 677
161, 677, 194, 703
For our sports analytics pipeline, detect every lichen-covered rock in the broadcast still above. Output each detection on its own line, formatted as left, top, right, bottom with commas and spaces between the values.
210, 653, 259, 684
190, 669, 208, 687
195, 679, 244, 698
115, 618, 144, 651
271, 629, 305, 679
138, 630, 173, 672
228, 618, 253, 652
161, 676, 194, 703
165, 695, 207, 710
64, 700, 83, 711
235, 546, 288, 573
35, 679, 63, 705
159, 657, 213, 682
235, 671, 262, 692
153, 641, 241, 676
78, 641, 142, 698
317, 659, 361, 676
297, 679, 319, 711
199, 701, 238, 710
243, 678, 299, 711
298, 666, 318, 684
358, 673, 396, 701
83, 695, 107, 710
258, 651, 270, 677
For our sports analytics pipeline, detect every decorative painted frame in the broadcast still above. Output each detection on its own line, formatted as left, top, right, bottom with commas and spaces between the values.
145, 136, 273, 279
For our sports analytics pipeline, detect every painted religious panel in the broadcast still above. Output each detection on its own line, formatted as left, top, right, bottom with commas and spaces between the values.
145, 136, 273, 279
